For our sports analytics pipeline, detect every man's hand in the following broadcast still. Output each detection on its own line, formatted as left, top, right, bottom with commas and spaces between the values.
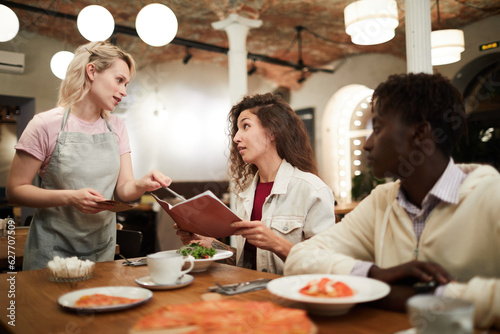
368, 260, 452, 285
366, 261, 452, 313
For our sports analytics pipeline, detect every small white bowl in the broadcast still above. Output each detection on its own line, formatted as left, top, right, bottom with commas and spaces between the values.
157, 249, 233, 273
48, 261, 95, 283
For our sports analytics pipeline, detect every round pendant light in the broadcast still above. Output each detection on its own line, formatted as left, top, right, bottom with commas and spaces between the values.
50, 51, 74, 80
0, 5, 20, 42
136, 3, 178, 47
77, 5, 115, 42
431, 29, 465, 66
344, 0, 399, 46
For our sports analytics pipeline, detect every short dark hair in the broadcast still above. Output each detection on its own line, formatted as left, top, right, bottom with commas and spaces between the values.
372, 72, 466, 156
228, 93, 317, 191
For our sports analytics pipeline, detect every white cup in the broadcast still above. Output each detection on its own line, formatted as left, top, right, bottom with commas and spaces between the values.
407, 295, 475, 334
147, 252, 194, 285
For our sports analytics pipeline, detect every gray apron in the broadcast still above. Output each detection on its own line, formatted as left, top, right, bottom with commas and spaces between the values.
23, 108, 120, 270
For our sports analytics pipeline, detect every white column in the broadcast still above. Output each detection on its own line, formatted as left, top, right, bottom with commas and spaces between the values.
405, 0, 433, 74
212, 14, 262, 105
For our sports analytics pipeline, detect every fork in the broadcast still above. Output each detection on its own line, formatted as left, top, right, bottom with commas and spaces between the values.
211, 278, 272, 293
214, 281, 231, 291
118, 253, 133, 265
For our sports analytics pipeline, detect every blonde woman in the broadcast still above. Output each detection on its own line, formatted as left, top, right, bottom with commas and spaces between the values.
7, 41, 171, 270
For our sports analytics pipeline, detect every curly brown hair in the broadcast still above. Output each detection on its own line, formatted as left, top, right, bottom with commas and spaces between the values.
228, 93, 317, 191
372, 72, 466, 156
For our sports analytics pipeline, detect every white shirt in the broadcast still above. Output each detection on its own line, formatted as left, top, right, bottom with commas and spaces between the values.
234, 159, 336, 274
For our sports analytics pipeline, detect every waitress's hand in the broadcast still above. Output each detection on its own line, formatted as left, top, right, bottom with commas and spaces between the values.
69, 188, 114, 214
231, 220, 294, 261
137, 169, 172, 192
173, 224, 215, 248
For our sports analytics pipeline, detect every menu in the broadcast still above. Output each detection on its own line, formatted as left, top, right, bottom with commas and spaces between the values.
150, 189, 240, 238
98, 200, 133, 212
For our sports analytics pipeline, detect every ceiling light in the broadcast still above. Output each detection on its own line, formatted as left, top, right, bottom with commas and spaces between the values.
136, 3, 178, 47
247, 65, 257, 75
50, 51, 74, 80
480, 128, 494, 143
298, 73, 306, 84
182, 47, 192, 64
0, 5, 20, 42
77, 5, 115, 42
248, 60, 257, 75
431, 0, 465, 66
344, 0, 399, 45
431, 29, 465, 66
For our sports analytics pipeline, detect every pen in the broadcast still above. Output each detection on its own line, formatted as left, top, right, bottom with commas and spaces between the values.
164, 187, 186, 201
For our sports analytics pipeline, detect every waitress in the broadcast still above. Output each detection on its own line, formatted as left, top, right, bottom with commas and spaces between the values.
6, 41, 171, 270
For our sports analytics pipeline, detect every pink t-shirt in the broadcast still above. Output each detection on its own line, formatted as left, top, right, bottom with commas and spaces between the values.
15, 106, 131, 178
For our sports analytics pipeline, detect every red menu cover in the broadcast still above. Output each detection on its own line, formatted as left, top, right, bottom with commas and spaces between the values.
151, 189, 240, 238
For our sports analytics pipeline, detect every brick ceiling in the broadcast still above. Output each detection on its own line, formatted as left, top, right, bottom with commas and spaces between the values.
3, 0, 500, 89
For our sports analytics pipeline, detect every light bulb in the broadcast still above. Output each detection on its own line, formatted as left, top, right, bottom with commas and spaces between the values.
136, 3, 178, 47
77, 5, 115, 42
0, 5, 20, 42
50, 51, 74, 80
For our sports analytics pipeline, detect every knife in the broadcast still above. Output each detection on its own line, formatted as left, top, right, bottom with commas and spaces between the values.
208, 278, 273, 295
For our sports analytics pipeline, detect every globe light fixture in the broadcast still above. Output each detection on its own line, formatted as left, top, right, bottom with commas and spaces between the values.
136, 3, 178, 47
431, 29, 465, 66
50, 51, 74, 80
344, 0, 399, 45
0, 5, 20, 42
77, 5, 115, 42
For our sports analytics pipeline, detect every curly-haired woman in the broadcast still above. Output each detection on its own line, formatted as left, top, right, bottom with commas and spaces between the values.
176, 93, 335, 274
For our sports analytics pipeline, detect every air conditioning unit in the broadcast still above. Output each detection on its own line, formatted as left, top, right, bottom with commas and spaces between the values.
0, 50, 25, 74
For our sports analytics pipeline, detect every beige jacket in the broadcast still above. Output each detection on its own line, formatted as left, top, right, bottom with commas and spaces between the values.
285, 164, 500, 329
234, 159, 336, 275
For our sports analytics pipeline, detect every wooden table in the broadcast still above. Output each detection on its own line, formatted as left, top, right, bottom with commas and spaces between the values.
335, 202, 359, 216
0, 261, 494, 334
335, 201, 359, 221
0, 226, 28, 270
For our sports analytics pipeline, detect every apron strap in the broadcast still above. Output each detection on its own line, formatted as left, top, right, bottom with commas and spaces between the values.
61, 107, 114, 132
61, 107, 71, 130
103, 116, 113, 132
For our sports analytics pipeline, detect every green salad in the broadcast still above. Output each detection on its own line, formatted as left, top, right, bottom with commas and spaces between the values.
178, 243, 216, 259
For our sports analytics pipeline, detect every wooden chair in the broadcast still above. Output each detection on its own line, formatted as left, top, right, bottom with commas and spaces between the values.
115, 229, 144, 259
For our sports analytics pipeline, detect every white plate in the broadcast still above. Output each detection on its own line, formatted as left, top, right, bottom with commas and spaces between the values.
135, 274, 194, 290
267, 274, 390, 316
58, 286, 152, 313
159, 249, 233, 273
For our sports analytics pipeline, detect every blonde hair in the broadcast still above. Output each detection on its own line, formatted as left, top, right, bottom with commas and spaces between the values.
57, 41, 136, 118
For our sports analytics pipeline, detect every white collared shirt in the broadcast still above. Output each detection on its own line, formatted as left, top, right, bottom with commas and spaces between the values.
234, 159, 336, 274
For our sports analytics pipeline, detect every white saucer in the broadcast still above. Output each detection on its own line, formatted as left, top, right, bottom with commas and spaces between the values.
394, 329, 416, 334
135, 274, 194, 290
